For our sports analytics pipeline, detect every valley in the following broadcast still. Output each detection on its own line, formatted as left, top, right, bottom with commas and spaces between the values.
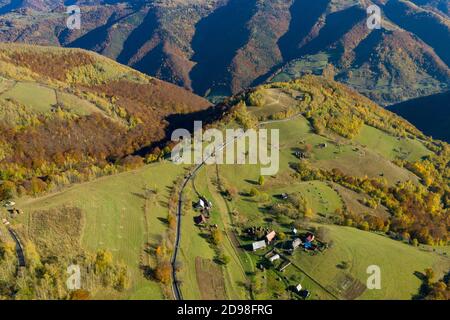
0, 1, 448, 302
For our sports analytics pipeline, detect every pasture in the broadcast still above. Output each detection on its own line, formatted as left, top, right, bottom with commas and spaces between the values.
17, 162, 186, 299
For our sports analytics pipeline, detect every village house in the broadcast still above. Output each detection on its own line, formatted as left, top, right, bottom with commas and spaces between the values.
304, 233, 315, 249
252, 240, 267, 251
265, 230, 276, 244
196, 198, 205, 210
291, 238, 302, 250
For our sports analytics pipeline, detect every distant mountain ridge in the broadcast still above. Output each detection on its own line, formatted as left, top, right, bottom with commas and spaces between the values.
0, 0, 449, 105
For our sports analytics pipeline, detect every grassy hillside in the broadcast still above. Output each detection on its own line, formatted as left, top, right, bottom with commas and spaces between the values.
7, 162, 187, 299
150, 75, 448, 300
1, 75, 448, 300
0, 43, 211, 198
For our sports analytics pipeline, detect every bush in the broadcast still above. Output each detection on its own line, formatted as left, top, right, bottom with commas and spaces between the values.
247, 90, 265, 107
211, 229, 223, 245
249, 188, 259, 197
154, 260, 172, 284
258, 176, 265, 186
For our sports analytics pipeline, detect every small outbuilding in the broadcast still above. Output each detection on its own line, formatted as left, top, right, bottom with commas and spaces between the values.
295, 284, 302, 293
269, 254, 280, 263
305, 233, 315, 243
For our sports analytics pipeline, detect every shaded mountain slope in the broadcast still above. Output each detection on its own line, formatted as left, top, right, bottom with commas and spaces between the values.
0, 0, 448, 105
388, 90, 450, 142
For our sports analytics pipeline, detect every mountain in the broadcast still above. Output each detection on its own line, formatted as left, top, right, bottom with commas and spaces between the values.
0, 43, 211, 196
0, 0, 448, 105
388, 90, 450, 142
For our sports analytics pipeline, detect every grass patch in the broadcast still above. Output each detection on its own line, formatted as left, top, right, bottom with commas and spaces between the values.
28, 206, 85, 257
291, 224, 450, 300
355, 125, 431, 162
195, 257, 227, 300
1, 81, 56, 113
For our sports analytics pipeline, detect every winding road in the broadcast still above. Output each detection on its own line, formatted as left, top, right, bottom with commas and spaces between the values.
170, 113, 303, 300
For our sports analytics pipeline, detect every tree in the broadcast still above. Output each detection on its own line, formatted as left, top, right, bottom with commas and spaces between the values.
359, 221, 370, 231
70, 289, 91, 300
211, 229, 223, 245
258, 175, 265, 186
304, 207, 314, 219
226, 186, 238, 199
154, 261, 172, 284
218, 254, 231, 265
167, 214, 176, 230
425, 268, 435, 284
0, 241, 15, 260
249, 188, 259, 197
95, 249, 113, 273
278, 232, 286, 241
0, 181, 16, 200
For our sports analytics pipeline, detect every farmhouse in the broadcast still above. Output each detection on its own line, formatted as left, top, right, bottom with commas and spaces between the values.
305, 233, 315, 242
295, 284, 302, 293
291, 238, 302, 250
196, 198, 205, 209
266, 231, 276, 243
304, 233, 315, 249
4, 200, 15, 207
252, 240, 267, 251
294, 151, 308, 159
200, 196, 212, 210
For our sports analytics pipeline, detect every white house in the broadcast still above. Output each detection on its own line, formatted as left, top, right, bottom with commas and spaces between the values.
296, 284, 302, 293
252, 240, 267, 251
4, 200, 15, 207
291, 238, 302, 250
